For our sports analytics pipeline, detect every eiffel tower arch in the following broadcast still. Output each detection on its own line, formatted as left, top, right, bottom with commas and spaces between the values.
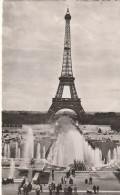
46, 8, 87, 122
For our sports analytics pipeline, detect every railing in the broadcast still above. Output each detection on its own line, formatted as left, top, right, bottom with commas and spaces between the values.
53, 98, 80, 102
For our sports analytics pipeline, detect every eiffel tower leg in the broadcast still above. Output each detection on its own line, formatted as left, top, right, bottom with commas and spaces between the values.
73, 103, 87, 122
46, 102, 60, 121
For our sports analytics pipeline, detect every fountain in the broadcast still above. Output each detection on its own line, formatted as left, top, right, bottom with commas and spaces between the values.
107, 149, 111, 163
47, 117, 107, 168
117, 145, 120, 160
23, 126, 34, 159
113, 147, 117, 161
94, 148, 103, 167
18, 148, 21, 158
43, 146, 46, 159
36, 143, 41, 159
9, 158, 15, 178
4, 144, 7, 157
47, 125, 86, 166
2, 118, 120, 174
4, 144, 10, 158
15, 142, 18, 158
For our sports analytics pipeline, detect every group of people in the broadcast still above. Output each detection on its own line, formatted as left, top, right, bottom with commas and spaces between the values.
66, 167, 75, 179
74, 160, 86, 171
85, 177, 93, 185
35, 184, 42, 195
18, 178, 32, 195
85, 177, 100, 194
49, 182, 62, 195
64, 184, 78, 195
49, 169, 77, 195
16, 166, 101, 195
2, 177, 14, 184
48, 182, 78, 195
92, 185, 99, 194
50, 168, 100, 195
61, 176, 67, 184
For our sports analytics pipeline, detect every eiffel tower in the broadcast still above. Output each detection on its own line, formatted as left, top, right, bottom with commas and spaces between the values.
46, 8, 87, 122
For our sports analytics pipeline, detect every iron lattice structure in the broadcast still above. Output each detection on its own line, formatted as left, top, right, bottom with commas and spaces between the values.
46, 8, 87, 122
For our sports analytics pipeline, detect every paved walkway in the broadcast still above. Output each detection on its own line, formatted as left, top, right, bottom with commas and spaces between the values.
2, 188, 120, 195
2, 171, 120, 195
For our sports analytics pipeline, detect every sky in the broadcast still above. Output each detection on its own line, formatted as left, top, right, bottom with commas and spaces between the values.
2, 0, 120, 112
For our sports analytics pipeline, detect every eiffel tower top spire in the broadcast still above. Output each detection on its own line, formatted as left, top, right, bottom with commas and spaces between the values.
61, 8, 73, 77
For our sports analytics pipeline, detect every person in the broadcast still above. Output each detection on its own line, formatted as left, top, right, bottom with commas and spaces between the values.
52, 170, 54, 174
89, 177, 93, 184
87, 189, 92, 194
49, 186, 52, 195
36, 187, 40, 195
68, 170, 70, 177
73, 168, 76, 176
64, 176, 67, 184
61, 176, 64, 184
21, 177, 26, 188
69, 177, 73, 185
85, 178, 88, 185
40, 184, 42, 192
71, 168, 74, 175
27, 182, 32, 192
66, 170, 70, 178
64, 185, 68, 195
96, 186, 99, 193
59, 183, 62, 190
31, 158, 35, 167
51, 182, 55, 191
68, 185, 73, 195
93, 185, 96, 194
49, 184, 51, 191
52, 170, 54, 180
56, 184, 60, 195
72, 168, 75, 177
18, 184, 21, 194
73, 185, 77, 195
23, 182, 28, 195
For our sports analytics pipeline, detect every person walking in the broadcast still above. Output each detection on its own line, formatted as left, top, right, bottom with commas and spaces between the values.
96, 185, 99, 193
18, 184, 21, 194
52, 170, 54, 180
23, 182, 28, 195
85, 178, 88, 185
64, 185, 68, 195
73, 168, 76, 177
21, 177, 26, 188
64, 176, 67, 184
40, 184, 42, 192
27, 182, 32, 192
89, 177, 93, 184
93, 185, 96, 194
59, 183, 62, 190
61, 177, 64, 184
69, 177, 73, 185
49, 186, 52, 195
36, 187, 40, 195
68, 185, 73, 195
73, 185, 77, 195
56, 184, 60, 195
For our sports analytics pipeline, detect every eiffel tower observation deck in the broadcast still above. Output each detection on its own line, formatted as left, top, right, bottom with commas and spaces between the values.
46, 8, 87, 122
